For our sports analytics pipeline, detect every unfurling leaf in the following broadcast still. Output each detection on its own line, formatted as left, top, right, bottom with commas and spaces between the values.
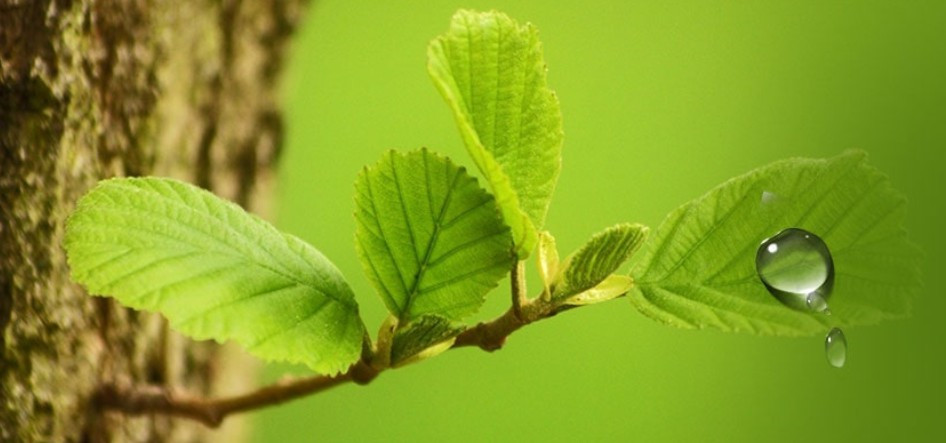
354, 149, 515, 322
391, 315, 465, 367
563, 275, 634, 306
536, 231, 560, 299
65, 178, 365, 375
629, 151, 922, 336
552, 223, 648, 300
428, 10, 564, 258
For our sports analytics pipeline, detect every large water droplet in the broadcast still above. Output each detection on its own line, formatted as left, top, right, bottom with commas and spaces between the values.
825, 328, 847, 368
755, 228, 834, 311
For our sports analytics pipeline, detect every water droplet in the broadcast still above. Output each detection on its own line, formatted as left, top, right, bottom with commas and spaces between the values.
755, 228, 834, 311
806, 293, 831, 314
825, 328, 847, 368
761, 190, 779, 205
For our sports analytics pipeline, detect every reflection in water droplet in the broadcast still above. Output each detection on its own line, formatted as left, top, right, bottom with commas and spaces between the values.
825, 328, 847, 368
755, 228, 834, 311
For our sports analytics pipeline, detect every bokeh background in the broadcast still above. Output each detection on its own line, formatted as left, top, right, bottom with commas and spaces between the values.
256, 1, 945, 441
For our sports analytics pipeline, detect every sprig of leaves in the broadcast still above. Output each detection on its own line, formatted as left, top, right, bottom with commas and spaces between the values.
64, 8, 920, 403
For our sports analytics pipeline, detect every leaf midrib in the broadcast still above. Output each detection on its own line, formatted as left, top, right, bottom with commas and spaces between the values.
400, 164, 463, 320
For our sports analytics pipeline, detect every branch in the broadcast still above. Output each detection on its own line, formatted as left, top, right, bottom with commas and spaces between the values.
454, 293, 554, 351
95, 360, 378, 428
95, 289, 562, 427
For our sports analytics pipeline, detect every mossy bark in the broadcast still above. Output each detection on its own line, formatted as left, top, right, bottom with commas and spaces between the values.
1, 0, 308, 441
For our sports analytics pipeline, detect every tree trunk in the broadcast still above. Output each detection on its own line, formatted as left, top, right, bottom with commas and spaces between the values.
1, 0, 308, 441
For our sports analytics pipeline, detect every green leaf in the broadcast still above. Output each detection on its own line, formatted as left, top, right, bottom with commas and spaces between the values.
390, 315, 464, 367
428, 9, 564, 258
629, 151, 923, 336
354, 149, 515, 322
65, 177, 365, 375
563, 275, 634, 306
552, 223, 648, 300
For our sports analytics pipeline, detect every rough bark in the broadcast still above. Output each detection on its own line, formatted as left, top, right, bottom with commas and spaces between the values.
1, 0, 308, 441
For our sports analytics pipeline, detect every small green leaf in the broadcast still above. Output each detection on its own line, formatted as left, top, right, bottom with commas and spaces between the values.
536, 231, 559, 299
390, 315, 464, 367
428, 10, 564, 258
629, 151, 923, 336
563, 275, 634, 306
65, 177, 365, 375
354, 149, 514, 322
552, 223, 648, 300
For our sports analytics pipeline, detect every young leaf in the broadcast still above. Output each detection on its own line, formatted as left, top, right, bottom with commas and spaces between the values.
536, 231, 559, 299
563, 275, 634, 306
552, 223, 648, 300
354, 149, 514, 322
629, 151, 923, 336
428, 10, 564, 258
390, 315, 464, 367
65, 178, 365, 375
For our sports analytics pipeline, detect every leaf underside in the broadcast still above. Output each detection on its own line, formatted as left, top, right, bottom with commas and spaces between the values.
553, 223, 648, 300
564, 275, 634, 306
391, 315, 464, 366
354, 149, 515, 322
629, 151, 922, 336
65, 178, 365, 375
428, 9, 564, 258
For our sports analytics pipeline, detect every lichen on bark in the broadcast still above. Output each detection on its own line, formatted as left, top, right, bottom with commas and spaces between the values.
1, 0, 309, 441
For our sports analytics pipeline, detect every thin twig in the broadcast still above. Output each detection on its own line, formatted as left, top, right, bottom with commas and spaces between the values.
95, 293, 560, 427
95, 360, 378, 427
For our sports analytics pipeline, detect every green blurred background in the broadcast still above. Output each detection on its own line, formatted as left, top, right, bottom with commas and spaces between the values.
256, 1, 945, 441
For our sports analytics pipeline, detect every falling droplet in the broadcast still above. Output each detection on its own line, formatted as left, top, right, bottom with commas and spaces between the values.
755, 228, 835, 311
825, 328, 847, 368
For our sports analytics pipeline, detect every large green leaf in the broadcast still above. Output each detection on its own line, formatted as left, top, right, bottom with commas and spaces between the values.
428, 9, 564, 258
354, 149, 514, 322
552, 223, 648, 300
65, 177, 365, 375
629, 151, 922, 336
